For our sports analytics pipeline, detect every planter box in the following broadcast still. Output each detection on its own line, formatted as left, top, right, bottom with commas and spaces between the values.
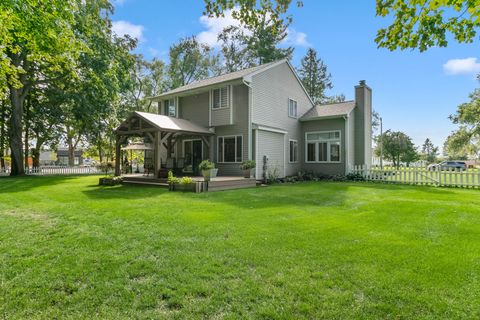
171, 182, 197, 192
243, 169, 252, 178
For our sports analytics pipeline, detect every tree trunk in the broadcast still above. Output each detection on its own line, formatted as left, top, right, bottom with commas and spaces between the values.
67, 137, 75, 166
24, 98, 30, 169
0, 100, 5, 170
9, 88, 25, 176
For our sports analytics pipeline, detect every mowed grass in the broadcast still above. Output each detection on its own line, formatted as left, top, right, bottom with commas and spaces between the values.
1, 176, 480, 319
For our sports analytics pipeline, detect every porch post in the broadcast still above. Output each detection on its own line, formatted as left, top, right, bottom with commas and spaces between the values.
114, 136, 121, 176
155, 131, 161, 175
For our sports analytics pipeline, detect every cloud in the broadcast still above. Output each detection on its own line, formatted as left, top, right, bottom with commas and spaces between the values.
443, 57, 480, 75
198, 9, 310, 49
111, 0, 127, 6
112, 20, 145, 42
197, 9, 245, 48
282, 28, 310, 47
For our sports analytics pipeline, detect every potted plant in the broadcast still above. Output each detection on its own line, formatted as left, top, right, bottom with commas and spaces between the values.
198, 160, 218, 182
167, 170, 179, 191
240, 160, 256, 178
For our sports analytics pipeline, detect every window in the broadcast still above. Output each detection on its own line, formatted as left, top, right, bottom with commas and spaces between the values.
218, 135, 242, 163
305, 131, 341, 163
164, 99, 176, 117
289, 140, 298, 163
288, 99, 297, 118
212, 86, 230, 109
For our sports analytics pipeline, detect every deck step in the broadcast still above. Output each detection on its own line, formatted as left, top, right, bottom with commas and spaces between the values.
207, 179, 256, 191
122, 180, 168, 187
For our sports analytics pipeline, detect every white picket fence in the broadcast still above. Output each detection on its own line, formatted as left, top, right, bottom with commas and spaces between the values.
351, 165, 480, 188
0, 166, 103, 176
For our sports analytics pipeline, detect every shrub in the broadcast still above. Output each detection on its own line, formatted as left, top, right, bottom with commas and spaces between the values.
97, 162, 114, 176
198, 160, 215, 171
266, 166, 280, 184
179, 176, 194, 184
167, 170, 179, 184
346, 172, 365, 181
240, 160, 256, 170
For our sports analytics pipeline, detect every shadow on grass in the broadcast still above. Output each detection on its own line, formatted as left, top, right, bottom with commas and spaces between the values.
197, 180, 460, 211
0, 175, 82, 193
82, 183, 169, 200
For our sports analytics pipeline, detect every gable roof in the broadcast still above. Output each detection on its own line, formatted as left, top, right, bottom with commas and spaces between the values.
300, 101, 356, 121
150, 61, 279, 100
116, 111, 213, 135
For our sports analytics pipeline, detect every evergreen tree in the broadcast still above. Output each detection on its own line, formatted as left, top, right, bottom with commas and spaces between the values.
297, 48, 333, 103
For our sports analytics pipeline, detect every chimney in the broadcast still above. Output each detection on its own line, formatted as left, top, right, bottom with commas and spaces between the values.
354, 80, 372, 166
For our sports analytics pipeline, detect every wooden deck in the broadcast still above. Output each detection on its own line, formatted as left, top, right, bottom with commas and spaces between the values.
122, 174, 257, 192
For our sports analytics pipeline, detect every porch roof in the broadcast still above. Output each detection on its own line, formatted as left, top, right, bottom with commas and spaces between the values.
300, 101, 356, 121
116, 111, 213, 136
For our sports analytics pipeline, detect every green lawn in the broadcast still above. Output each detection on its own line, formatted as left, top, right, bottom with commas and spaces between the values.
1, 176, 480, 319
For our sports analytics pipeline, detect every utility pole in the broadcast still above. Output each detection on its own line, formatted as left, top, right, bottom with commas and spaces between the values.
380, 117, 383, 169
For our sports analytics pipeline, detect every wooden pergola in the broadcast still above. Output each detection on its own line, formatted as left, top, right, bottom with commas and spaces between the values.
114, 111, 214, 176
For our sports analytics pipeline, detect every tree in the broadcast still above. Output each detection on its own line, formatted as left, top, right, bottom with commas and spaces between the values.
376, 0, 480, 52
420, 138, 439, 163
2, 0, 83, 175
444, 88, 480, 160
218, 26, 257, 73
168, 37, 219, 89
297, 48, 332, 103
204, 0, 303, 34
375, 131, 418, 167
128, 56, 167, 112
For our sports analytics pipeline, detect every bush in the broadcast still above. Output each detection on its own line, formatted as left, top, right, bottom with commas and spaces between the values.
346, 172, 365, 181
179, 176, 194, 184
167, 170, 179, 184
99, 176, 123, 186
240, 160, 256, 170
97, 162, 114, 176
198, 160, 215, 171
266, 166, 280, 184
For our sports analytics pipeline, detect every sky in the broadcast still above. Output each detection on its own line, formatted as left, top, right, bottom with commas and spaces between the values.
111, 0, 479, 150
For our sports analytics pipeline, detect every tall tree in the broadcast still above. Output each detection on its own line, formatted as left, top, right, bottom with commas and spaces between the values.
375, 131, 418, 167
421, 138, 439, 163
1, 0, 83, 175
297, 48, 332, 103
444, 87, 480, 160
218, 26, 257, 73
168, 36, 219, 89
376, 0, 480, 52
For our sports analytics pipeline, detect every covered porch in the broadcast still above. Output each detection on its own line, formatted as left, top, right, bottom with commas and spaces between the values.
115, 111, 214, 177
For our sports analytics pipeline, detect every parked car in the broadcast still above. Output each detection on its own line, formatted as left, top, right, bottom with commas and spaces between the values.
83, 158, 96, 167
427, 161, 467, 171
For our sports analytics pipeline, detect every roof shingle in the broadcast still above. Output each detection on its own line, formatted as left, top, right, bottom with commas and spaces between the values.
300, 101, 356, 121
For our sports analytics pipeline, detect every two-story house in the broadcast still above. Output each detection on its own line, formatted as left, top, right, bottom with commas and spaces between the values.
114, 60, 372, 180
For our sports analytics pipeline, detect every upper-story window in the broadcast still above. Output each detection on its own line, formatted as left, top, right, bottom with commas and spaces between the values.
164, 99, 176, 117
305, 131, 341, 163
288, 99, 297, 118
212, 86, 230, 109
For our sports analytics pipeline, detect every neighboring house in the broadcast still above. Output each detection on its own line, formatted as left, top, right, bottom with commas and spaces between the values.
115, 60, 372, 179
57, 148, 83, 166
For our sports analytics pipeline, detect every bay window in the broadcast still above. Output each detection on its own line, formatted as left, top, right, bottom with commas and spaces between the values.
305, 131, 341, 163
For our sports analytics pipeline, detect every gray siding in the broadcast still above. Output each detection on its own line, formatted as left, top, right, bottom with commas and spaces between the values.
255, 130, 285, 179
251, 62, 313, 176
214, 84, 249, 176
179, 92, 209, 127
301, 118, 346, 176
354, 83, 372, 166
347, 111, 355, 171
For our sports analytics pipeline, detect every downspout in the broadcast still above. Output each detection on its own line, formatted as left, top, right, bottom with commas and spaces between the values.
243, 79, 253, 162
343, 115, 349, 174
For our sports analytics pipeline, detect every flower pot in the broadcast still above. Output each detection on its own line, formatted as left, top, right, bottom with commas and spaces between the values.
243, 169, 252, 178
202, 168, 218, 181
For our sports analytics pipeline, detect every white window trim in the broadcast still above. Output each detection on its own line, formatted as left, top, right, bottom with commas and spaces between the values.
211, 85, 231, 110
289, 139, 298, 163
305, 130, 342, 163
165, 98, 177, 117
217, 134, 243, 163
288, 98, 297, 119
